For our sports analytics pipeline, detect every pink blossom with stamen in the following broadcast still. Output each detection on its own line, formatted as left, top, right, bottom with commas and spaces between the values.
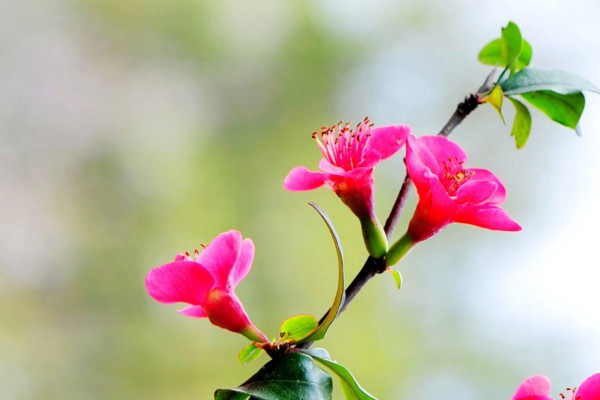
512, 373, 600, 400
284, 118, 410, 220
404, 134, 521, 242
145, 230, 268, 342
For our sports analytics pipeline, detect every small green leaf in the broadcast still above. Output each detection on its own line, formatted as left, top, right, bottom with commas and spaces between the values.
501, 67, 600, 96
501, 21, 522, 68
298, 203, 346, 344
515, 40, 532, 70
481, 85, 505, 123
299, 349, 378, 400
387, 268, 402, 290
521, 90, 585, 129
215, 352, 333, 400
279, 314, 319, 343
508, 98, 532, 149
238, 343, 264, 366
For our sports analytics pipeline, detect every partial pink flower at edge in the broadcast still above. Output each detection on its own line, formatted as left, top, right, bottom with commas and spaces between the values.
512, 373, 600, 400
404, 134, 521, 243
145, 230, 268, 343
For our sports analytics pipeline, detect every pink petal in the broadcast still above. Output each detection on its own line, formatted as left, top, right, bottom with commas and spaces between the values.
228, 238, 255, 290
204, 290, 253, 334
195, 230, 242, 288
455, 180, 498, 204
467, 168, 507, 203
576, 373, 600, 400
146, 261, 215, 305
318, 159, 346, 175
405, 135, 441, 190
284, 166, 327, 191
178, 305, 208, 318
455, 205, 522, 231
512, 375, 552, 400
410, 135, 467, 177
362, 125, 410, 166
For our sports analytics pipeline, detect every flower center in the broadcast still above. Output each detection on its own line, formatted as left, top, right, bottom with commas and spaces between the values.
440, 156, 475, 195
559, 387, 580, 400
312, 117, 373, 171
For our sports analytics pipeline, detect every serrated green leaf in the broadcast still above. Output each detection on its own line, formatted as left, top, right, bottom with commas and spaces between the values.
501, 67, 600, 96
279, 314, 319, 343
297, 203, 346, 344
521, 90, 585, 129
481, 85, 505, 123
508, 98, 532, 149
215, 352, 333, 400
299, 349, 378, 400
238, 343, 264, 366
501, 21, 522, 68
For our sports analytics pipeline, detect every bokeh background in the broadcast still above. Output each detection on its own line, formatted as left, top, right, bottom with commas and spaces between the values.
1, 0, 599, 399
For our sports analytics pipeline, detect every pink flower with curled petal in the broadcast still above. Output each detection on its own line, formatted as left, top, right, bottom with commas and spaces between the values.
404, 134, 521, 243
284, 118, 410, 257
145, 230, 268, 343
512, 373, 600, 400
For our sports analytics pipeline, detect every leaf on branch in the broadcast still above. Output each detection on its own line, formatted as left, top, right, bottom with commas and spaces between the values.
481, 85, 505, 124
387, 268, 403, 290
296, 203, 346, 344
299, 348, 379, 400
520, 90, 585, 130
215, 352, 333, 400
279, 314, 319, 344
500, 67, 600, 96
508, 98, 532, 149
238, 343, 264, 366
478, 22, 531, 71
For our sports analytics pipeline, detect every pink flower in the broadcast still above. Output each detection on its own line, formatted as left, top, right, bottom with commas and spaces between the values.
284, 118, 409, 219
145, 230, 268, 343
284, 118, 410, 257
512, 373, 600, 400
404, 134, 521, 243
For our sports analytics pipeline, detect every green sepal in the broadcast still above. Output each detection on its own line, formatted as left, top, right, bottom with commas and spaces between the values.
507, 98, 532, 148
521, 90, 585, 130
215, 352, 333, 400
500, 67, 600, 96
359, 217, 388, 258
279, 314, 319, 344
238, 343, 264, 366
296, 203, 346, 344
298, 348, 378, 400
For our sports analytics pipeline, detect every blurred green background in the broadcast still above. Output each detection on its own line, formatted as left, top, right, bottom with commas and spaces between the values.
1, 0, 599, 399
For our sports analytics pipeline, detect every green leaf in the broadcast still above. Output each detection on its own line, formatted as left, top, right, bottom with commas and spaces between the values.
478, 21, 530, 71
299, 349, 378, 400
388, 268, 402, 290
501, 21, 522, 68
521, 90, 585, 129
481, 85, 505, 123
279, 314, 319, 343
508, 98, 532, 149
238, 343, 264, 366
215, 352, 333, 400
515, 40, 532, 70
501, 67, 600, 96
298, 203, 346, 344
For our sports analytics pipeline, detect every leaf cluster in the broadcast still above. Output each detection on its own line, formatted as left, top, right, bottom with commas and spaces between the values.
478, 21, 599, 148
